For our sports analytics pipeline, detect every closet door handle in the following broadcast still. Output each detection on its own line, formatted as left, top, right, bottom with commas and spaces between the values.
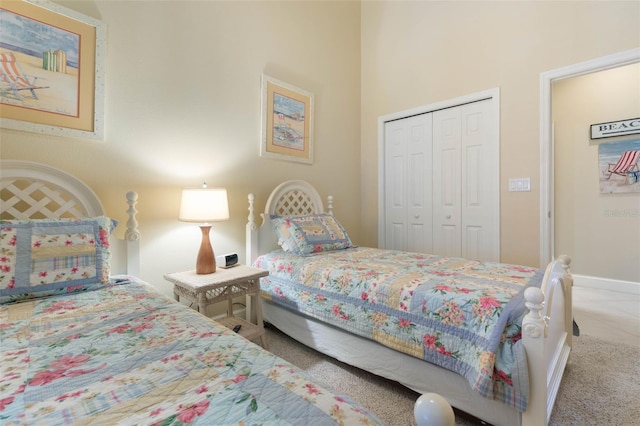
446, 214, 452, 219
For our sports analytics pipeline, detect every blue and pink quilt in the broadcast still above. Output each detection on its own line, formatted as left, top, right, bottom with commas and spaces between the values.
0, 277, 384, 425
255, 247, 543, 411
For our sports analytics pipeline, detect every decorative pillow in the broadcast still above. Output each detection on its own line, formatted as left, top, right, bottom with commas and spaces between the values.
270, 213, 354, 256
0, 216, 117, 304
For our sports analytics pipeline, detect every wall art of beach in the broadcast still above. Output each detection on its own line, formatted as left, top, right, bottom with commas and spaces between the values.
0, 8, 80, 117
598, 138, 640, 194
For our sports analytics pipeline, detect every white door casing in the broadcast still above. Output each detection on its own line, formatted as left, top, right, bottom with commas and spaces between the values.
539, 48, 640, 267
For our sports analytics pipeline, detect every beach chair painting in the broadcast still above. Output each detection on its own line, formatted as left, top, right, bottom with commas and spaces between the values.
0, 52, 49, 101
599, 139, 640, 193
604, 150, 640, 179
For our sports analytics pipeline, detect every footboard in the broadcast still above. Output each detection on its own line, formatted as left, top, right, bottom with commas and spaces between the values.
521, 255, 573, 426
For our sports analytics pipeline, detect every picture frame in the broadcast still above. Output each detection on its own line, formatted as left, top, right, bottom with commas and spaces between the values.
261, 75, 314, 164
598, 138, 640, 194
0, 0, 106, 140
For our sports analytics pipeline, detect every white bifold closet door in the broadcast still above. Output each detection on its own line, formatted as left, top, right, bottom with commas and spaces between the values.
384, 113, 433, 253
383, 98, 499, 261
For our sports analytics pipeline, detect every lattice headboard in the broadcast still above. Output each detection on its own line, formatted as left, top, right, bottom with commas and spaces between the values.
246, 180, 333, 264
264, 180, 329, 216
1, 160, 104, 219
1, 160, 140, 276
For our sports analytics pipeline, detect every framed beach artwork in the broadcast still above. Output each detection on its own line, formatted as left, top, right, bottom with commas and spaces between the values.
261, 75, 314, 164
598, 138, 640, 194
0, 0, 106, 140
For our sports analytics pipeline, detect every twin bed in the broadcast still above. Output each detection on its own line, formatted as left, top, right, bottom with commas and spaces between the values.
0, 161, 385, 425
247, 180, 574, 426
1, 160, 573, 426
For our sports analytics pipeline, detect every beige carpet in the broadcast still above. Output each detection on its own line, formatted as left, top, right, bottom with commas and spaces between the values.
265, 325, 640, 425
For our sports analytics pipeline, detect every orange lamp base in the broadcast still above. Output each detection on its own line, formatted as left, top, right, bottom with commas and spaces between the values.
195, 225, 217, 274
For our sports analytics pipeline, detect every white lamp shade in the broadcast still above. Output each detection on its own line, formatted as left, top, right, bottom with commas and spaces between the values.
179, 187, 229, 223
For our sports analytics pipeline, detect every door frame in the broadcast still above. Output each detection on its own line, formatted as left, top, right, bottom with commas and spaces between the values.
377, 87, 500, 250
539, 48, 640, 267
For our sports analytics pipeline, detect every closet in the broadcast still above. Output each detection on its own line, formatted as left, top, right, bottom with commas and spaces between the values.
381, 97, 499, 262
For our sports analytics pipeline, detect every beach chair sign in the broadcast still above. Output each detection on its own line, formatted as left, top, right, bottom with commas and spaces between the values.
0, 52, 49, 101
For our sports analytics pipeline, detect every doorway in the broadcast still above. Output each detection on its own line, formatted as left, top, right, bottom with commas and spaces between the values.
539, 48, 640, 267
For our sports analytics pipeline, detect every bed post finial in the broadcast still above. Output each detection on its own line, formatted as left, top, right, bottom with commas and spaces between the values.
523, 287, 546, 339
125, 191, 140, 242
558, 255, 573, 287
248, 193, 257, 231
327, 195, 333, 215
414, 393, 455, 426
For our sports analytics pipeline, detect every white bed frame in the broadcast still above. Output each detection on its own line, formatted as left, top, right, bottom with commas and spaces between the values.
247, 180, 574, 426
0, 160, 140, 276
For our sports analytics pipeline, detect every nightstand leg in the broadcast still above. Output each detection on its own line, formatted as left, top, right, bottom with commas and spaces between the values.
245, 294, 253, 322
197, 293, 207, 315
254, 290, 267, 350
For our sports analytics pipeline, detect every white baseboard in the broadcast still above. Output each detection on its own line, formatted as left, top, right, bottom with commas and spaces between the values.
573, 274, 640, 295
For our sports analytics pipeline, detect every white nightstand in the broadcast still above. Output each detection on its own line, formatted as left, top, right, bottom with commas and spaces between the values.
164, 265, 269, 348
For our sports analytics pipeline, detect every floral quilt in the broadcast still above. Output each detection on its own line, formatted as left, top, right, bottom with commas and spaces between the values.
254, 247, 544, 412
0, 277, 384, 425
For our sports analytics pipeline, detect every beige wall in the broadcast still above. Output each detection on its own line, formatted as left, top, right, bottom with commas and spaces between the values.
1, 0, 362, 297
2, 1, 639, 296
554, 64, 640, 283
360, 1, 640, 267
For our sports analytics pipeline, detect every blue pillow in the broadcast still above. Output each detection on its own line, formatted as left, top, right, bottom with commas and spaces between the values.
0, 216, 117, 304
270, 213, 354, 256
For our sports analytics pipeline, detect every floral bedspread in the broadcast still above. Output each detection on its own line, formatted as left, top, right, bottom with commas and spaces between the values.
0, 277, 384, 425
254, 247, 544, 412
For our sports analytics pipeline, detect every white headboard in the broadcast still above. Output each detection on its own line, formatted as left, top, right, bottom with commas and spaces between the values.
246, 180, 333, 264
0, 160, 140, 276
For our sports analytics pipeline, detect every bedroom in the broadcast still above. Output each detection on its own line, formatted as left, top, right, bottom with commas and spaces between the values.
2, 0, 638, 297
0, 0, 638, 423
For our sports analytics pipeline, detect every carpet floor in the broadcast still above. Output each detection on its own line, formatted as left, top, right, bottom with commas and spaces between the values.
264, 325, 640, 425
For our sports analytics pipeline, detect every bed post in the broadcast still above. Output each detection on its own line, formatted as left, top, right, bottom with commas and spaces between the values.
557, 255, 573, 349
521, 286, 546, 426
521, 255, 573, 426
246, 193, 258, 265
124, 191, 140, 276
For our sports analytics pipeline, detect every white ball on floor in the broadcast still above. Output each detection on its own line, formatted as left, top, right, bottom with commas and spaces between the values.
414, 393, 455, 426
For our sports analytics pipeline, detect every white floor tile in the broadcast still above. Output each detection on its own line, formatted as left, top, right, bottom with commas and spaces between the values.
573, 286, 640, 347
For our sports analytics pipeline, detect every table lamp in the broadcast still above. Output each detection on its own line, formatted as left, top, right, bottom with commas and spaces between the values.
179, 184, 229, 274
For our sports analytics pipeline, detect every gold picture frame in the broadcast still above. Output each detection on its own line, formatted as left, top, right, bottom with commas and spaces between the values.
0, 0, 106, 140
261, 75, 314, 164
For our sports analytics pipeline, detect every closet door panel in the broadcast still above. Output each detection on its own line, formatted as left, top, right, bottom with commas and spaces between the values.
384, 121, 407, 250
383, 114, 432, 252
433, 108, 461, 256
464, 225, 483, 260
407, 115, 433, 253
461, 100, 499, 261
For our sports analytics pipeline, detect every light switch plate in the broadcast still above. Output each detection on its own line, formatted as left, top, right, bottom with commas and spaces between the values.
509, 178, 531, 192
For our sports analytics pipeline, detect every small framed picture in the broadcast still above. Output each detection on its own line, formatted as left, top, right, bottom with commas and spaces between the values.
261, 75, 314, 164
